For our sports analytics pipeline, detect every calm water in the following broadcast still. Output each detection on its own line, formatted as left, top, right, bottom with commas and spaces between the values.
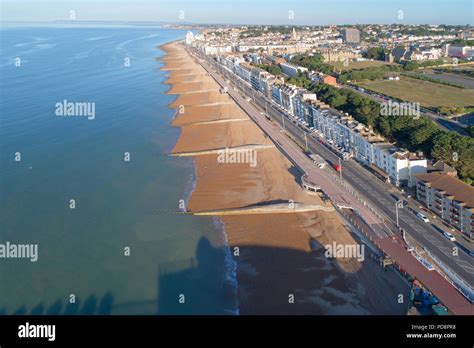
0, 25, 236, 315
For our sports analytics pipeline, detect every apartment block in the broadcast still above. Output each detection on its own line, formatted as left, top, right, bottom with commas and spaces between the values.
293, 91, 317, 124
249, 67, 275, 98
416, 173, 474, 237
342, 28, 360, 44
234, 63, 251, 82
280, 84, 298, 116
271, 80, 283, 105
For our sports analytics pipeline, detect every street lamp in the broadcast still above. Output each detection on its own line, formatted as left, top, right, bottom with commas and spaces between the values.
338, 157, 343, 180
396, 199, 403, 228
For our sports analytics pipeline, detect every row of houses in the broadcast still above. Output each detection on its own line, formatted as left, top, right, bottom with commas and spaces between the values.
311, 109, 427, 188
215, 54, 427, 188
214, 52, 473, 237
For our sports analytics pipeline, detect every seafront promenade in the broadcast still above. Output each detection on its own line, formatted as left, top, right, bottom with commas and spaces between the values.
163, 42, 412, 315
187, 44, 473, 315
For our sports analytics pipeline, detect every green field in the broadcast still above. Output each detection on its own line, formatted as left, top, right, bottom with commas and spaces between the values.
358, 76, 474, 107
330, 60, 395, 71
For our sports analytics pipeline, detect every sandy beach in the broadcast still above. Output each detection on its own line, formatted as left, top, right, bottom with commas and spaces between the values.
161, 42, 410, 314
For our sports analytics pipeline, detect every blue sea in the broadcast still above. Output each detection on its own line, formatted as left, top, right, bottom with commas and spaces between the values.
0, 23, 237, 315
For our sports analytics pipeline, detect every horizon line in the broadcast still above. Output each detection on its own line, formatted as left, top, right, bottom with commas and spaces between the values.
1, 20, 472, 26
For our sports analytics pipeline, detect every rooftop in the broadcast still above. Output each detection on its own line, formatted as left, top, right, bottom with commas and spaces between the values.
430, 160, 458, 174
393, 151, 425, 161
416, 172, 474, 208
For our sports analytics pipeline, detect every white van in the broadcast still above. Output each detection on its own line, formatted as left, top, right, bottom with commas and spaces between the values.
416, 212, 429, 223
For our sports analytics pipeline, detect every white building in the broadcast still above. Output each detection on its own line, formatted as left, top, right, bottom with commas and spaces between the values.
249, 67, 275, 98
271, 81, 284, 105
185, 31, 194, 45
373, 144, 427, 187
293, 91, 317, 123
250, 53, 261, 64
420, 48, 442, 60
234, 63, 251, 82
280, 62, 308, 77
203, 45, 233, 55
445, 44, 474, 58
311, 107, 427, 187
280, 84, 299, 116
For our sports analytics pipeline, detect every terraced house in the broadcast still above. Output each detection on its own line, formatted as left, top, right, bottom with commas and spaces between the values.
213, 52, 427, 189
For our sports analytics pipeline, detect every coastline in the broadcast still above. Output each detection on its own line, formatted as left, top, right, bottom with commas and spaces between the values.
161, 41, 411, 315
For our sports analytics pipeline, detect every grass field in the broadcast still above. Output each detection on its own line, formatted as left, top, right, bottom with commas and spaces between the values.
357, 76, 474, 107
330, 60, 395, 71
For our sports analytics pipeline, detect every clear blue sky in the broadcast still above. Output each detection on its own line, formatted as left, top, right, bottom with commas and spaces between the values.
2, 0, 473, 25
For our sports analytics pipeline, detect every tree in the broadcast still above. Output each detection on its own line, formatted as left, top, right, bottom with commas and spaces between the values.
286, 76, 312, 88
365, 47, 387, 61
290, 54, 334, 75
403, 61, 419, 71
409, 120, 439, 153
431, 132, 457, 163
376, 116, 392, 137
267, 65, 281, 76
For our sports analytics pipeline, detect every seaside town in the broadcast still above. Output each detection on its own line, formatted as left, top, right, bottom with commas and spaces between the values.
174, 23, 474, 316
2, 0, 474, 344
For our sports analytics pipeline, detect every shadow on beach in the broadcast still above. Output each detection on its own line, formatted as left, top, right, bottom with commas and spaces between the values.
156, 236, 411, 315
2, 235, 410, 316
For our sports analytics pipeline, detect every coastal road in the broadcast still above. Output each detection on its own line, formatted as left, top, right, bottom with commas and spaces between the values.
262, 90, 473, 284
187, 47, 473, 312
251, 84, 474, 285
203, 56, 474, 287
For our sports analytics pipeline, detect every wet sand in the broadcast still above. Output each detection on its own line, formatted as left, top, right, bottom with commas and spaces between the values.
161, 42, 410, 314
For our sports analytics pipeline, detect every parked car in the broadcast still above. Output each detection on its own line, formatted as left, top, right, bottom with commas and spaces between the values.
416, 212, 430, 223
332, 162, 342, 172
443, 232, 456, 242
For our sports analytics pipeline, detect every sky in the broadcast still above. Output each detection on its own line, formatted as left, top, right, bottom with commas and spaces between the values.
1, 0, 473, 25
